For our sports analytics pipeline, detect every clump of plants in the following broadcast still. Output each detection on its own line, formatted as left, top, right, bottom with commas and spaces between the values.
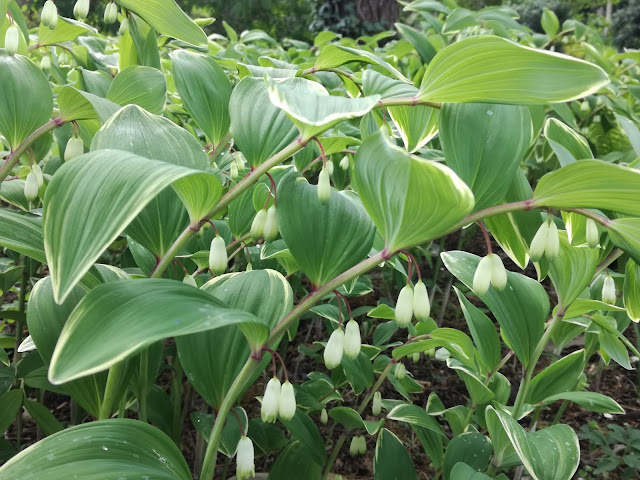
0, 1, 638, 479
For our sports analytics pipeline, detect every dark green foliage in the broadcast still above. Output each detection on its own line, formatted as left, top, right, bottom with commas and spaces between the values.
612, 0, 640, 48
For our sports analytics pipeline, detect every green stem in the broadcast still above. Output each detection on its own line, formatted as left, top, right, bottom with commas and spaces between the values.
138, 349, 149, 422
565, 208, 612, 227
595, 248, 623, 276
551, 400, 568, 425
151, 138, 306, 279
0, 118, 63, 185
13, 258, 29, 363
512, 310, 565, 418
170, 355, 183, 443
99, 361, 125, 420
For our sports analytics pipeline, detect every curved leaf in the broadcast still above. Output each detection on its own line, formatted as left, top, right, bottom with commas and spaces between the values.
43, 149, 221, 303
544, 118, 593, 166
277, 171, 376, 286
0, 419, 191, 480
0, 50, 53, 149
624, 259, 640, 323
374, 429, 418, 480
353, 131, 474, 250
0, 209, 45, 263
48, 279, 265, 384
528, 350, 585, 404
176, 269, 293, 408
106, 66, 167, 115
418, 35, 608, 104
607, 218, 640, 264
540, 391, 624, 414
229, 76, 298, 168
115, 0, 207, 46
170, 50, 232, 148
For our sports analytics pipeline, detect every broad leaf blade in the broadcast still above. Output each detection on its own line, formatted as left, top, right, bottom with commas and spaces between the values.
374, 428, 418, 480
0, 209, 46, 263
48, 279, 265, 384
418, 35, 608, 104
106, 66, 167, 115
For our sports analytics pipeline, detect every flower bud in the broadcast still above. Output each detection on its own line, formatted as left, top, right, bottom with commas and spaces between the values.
602, 274, 616, 305
31, 164, 44, 188
41, 0, 57, 27
394, 362, 406, 380
349, 436, 359, 456
209, 235, 227, 275
250, 209, 267, 241
339, 156, 349, 170
64, 137, 84, 161
74, 0, 89, 19
489, 253, 507, 290
343, 319, 361, 359
357, 436, 367, 454
261, 377, 280, 423
326, 161, 334, 176
320, 408, 328, 425
317, 167, 331, 203
104, 2, 117, 24
5, 25, 19, 56
182, 274, 197, 288
118, 17, 129, 36
412, 352, 420, 364
278, 381, 296, 421
545, 220, 559, 260
24, 172, 39, 202
473, 255, 493, 295
235, 436, 255, 480
58, 51, 69, 65
395, 285, 414, 327
324, 328, 344, 369
246, 262, 252, 272
586, 218, 599, 248
529, 221, 549, 262
40, 55, 51, 70
262, 205, 279, 242
372, 391, 382, 416
230, 160, 238, 179
412, 280, 430, 321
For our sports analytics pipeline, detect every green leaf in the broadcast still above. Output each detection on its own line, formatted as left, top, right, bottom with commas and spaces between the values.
314, 44, 409, 83
341, 351, 375, 395
27, 276, 109, 418
599, 330, 631, 370
374, 429, 418, 480
328, 407, 383, 434
0, 209, 46, 263
229, 77, 298, 168
441, 251, 549, 368
23, 399, 63, 436
37, 16, 96, 46
450, 463, 492, 480
606, 218, 640, 264
443, 432, 492, 480
623, 260, 640, 323
177, 270, 293, 408
106, 66, 167, 115
540, 391, 624, 414
170, 50, 232, 148
353, 131, 474, 250
276, 171, 375, 286
440, 103, 531, 210
362, 70, 438, 153
115, 0, 206, 46
0, 50, 53, 149
43, 149, 221, 302
281, 411, 327, 466
485, 170, 541, 269
527, 350, 585, 404
541, 8, 559, 37
268, 441, 323, 480
486, 406, 580, 480
48, 279, 265, 384
0, 419, 191, 480
0, 390, 22, 434
455, 288, 500, 372
386, 403, 447, 438
395, 22, 437, 63
266, 76, 380, 140
615, 114, 640, 156
91, 104, 218, 254
418, 35, 608, 104
57, 87, 120, 123
547, 231, 600, 307
533, 160, 640, 216
544, 118, 593, 166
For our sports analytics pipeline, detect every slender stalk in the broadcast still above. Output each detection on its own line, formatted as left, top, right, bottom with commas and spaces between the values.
551, 400, 569, 425
13, 258, 29, 363
379, 96, 442, 109
170, 355, 183, 443
595, 248, 623, 276
512, 310, 565, 418
0, 118, 63, 184
99, 361, 125, 420
565, 208, 612, 227
151, 138, 306, 279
